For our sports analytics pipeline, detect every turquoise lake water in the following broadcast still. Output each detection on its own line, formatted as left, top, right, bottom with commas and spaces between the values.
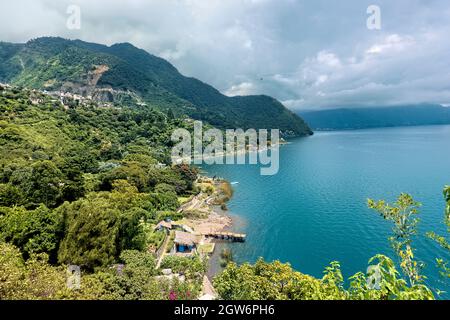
204, 125, 450, 296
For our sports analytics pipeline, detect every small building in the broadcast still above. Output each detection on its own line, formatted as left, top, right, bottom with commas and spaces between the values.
155, 220, 172, 232
174, 231, 199, 253
172, 222, 195, 234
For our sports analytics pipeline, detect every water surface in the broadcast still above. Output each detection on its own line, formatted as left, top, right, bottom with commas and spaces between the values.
205, 125, 450, 295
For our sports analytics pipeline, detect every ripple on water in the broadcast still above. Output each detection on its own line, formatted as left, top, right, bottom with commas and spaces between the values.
205, 125, 450, 296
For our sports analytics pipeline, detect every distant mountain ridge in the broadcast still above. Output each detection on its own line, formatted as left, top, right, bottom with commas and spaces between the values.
298, 105, 450, 131
0, 37, 312, 137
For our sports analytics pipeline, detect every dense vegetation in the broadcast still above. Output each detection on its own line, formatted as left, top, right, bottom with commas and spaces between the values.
0, 85, 448, 300
299, 105, 450, 131
0, 37, 312, 137
427, 186, 450, 281
0, 84, 203, 299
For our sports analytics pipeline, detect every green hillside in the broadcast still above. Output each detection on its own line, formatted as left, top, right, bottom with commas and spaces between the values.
0, 83, 205, 296
0, 37, 312, 137
0, 84, 438, 300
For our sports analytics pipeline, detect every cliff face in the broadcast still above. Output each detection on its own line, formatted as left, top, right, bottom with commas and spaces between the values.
0, 37, 312, 137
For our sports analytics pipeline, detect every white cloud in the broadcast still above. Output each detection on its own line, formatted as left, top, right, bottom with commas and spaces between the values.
224, 82, 257, 96
1, 0, 450, 110
272, 30, 450, 110
366, 34, 415, 55
316, 51, 341, 68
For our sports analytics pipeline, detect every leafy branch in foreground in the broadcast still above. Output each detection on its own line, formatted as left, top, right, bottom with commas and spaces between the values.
368, 193, 424, 286
213, 254, 434, 300
427, 186, 450, 280
214, 192, 440, 301
348, 254, 433, 300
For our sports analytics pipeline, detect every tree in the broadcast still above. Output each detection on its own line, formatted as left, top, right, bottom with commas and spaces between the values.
71, 250, 161, 300
118, 208, 147, 252
0, 183, 24, 206
348, 255, 433, 300
0, 205, 63, 261
21, 252, 69, 299
100, 161, 148, 192
57, 184, 154, 269
213, 258, 347, 300
108, 250, 159, 300
0, 242, 69, 300
28, 160, 64, 208
0, 242, 26, 299
57, 196, 121, 269
160, 255, 207, 279
154, 183, 176, 195
172, 164, 198, 192
214, 256, 434, 301
148, 192, 179, 212
368, 193, 424, 286
427, 186, 450, 281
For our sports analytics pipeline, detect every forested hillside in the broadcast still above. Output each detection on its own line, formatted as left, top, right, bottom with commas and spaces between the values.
299, 105, 450, 131
0, 85, 446, 300
0, 37, 312, 137
0, 84, 208, 299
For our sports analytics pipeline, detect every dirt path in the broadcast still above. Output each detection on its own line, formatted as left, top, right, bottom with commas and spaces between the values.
178, 192, 212, 213
201, 275, 217, 298
156, 233, 171, 269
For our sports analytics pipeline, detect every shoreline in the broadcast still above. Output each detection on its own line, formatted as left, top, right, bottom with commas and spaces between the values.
205, 206, 249, 279
176, 176, 240, 278
190, 140, 291, 277
174, 140, 289, 164
205, 205, 239, 278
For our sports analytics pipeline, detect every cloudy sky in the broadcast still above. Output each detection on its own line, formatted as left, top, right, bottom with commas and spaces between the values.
1, 0, 450, 110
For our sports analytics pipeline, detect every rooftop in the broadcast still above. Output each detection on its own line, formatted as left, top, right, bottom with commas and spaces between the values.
174, 231, 199, 246
155, 220, 172, 230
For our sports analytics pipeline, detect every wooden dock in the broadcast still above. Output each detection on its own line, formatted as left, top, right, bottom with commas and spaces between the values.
202, 232, 246, 242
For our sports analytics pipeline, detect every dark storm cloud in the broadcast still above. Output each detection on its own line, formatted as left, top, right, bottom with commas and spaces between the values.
1, 0, 450, 110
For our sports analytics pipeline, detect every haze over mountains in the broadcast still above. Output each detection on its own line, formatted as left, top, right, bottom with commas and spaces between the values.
0, 37, 312, 137
2, 37, 449, 135
298, 105, 450, 131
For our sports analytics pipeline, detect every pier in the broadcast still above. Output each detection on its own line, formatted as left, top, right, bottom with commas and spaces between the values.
202, 232, 246, 242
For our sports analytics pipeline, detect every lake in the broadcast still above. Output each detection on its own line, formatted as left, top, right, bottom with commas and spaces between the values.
204, 125, 450, 296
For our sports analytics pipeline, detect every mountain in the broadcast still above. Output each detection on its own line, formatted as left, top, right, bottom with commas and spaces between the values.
298, 105, 450, 131
0, 37, 312, 137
